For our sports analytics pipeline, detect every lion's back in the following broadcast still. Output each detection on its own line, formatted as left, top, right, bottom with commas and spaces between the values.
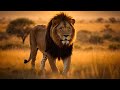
30, 25, 47, 53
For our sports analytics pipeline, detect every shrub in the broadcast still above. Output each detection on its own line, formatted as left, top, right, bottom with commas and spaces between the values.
89, 35, 103, 44
108, 44, 120, 50
110, 36, 120, 42
0, 32, 9, 40
103, 34, 112, 40
77, 30, 91, 43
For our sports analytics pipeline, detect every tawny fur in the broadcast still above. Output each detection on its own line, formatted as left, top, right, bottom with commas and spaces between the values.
24, 13, 76, 74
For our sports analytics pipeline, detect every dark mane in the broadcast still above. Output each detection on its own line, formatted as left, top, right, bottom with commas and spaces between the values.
51, 12, 72, 23
45, 13, 73, 60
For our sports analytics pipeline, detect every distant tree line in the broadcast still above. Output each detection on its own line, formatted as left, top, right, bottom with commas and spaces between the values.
78, 17, 120, 23
77, 24, 120, 44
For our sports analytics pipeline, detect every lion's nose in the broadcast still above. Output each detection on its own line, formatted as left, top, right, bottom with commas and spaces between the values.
64, 35, 69, 37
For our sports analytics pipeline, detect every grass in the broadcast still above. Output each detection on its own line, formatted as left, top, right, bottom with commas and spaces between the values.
0, 49, 120, 79
0, 21, 120, 79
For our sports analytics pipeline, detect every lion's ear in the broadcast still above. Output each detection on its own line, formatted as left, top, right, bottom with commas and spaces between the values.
71, 19, 75, 25
52, 19, 59, 26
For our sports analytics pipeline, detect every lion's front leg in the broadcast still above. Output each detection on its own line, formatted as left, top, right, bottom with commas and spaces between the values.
47, 55, 58, 73
62, 56, 71, 75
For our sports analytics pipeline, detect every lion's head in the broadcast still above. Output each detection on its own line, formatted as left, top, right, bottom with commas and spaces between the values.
47, 12, 76, 48
45, 12, 76, 59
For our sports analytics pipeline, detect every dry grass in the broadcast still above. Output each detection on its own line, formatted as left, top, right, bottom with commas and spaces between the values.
0, 49, 120, 79
0, 21, 120, 79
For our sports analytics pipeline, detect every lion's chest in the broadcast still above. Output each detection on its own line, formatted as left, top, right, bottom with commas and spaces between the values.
47, 44, 73, 60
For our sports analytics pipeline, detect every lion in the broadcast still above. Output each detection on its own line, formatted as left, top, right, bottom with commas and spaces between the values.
24, 12, 76, 75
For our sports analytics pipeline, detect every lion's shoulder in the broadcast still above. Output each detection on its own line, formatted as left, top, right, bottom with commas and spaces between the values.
30, 25, 46, 35
33, 25, 46, 31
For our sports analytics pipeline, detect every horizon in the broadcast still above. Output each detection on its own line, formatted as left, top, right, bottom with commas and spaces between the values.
0, 11, 120, 21
0, 11, 120, 32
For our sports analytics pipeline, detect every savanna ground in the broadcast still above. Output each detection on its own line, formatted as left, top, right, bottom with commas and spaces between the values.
0, 20, 120, 79
0, 49, 120, 79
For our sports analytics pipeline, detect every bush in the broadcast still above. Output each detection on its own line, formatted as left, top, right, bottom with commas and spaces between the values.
0, 32, 9, 40
77, 30, 91, 43
100, 24, 115, 33
108, 44, 120, 50
96, 17, 104, 23
110, 36, 120, 42
109, 17, 117, 23
103, 34, 112, 40
89, 35, 103, 44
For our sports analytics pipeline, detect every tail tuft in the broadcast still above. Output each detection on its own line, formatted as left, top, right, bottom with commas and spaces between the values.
24, 59, 28, 64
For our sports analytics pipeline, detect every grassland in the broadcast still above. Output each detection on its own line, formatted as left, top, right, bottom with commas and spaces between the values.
0, 49, 120, 79
0, 20, 120, 79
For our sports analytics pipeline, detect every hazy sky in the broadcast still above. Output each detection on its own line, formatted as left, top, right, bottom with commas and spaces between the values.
0, 11, 120, 21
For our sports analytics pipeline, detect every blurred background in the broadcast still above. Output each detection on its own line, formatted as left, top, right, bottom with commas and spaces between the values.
0, 11, 120, 79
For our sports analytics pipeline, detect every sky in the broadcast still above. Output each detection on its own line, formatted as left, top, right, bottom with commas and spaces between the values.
0, 11, 120, 22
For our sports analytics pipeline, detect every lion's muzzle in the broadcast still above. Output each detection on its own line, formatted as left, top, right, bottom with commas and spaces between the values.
61, 35, 71, 45
61, 40, 69, 45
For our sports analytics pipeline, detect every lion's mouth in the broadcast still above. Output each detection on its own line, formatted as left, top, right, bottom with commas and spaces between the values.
60, 40, 70, 45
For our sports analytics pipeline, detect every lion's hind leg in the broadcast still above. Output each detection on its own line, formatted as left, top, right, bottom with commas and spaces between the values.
30, 47, 38, 70
24, 47, 38, 72
40, 53, 47, 72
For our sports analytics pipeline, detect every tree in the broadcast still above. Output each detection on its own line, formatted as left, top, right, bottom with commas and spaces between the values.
109, 17, 117, 23
6, 18, 35, 44
96, 17, 104, 23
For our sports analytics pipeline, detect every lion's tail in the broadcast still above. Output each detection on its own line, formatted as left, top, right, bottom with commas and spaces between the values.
24, 59, 31, 64
24, 48, 38, 64
24, 55, 31, 64
24, 29, 33, 64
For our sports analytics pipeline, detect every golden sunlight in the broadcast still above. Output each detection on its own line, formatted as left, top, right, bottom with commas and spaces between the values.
0, 11, 120, 79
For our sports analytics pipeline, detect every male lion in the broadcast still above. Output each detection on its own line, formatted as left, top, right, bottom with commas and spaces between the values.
24, 12, 76, 75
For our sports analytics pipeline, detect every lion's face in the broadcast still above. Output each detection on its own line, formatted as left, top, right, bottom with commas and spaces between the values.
56, 21, 73, 45
50, 19, 75, 47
